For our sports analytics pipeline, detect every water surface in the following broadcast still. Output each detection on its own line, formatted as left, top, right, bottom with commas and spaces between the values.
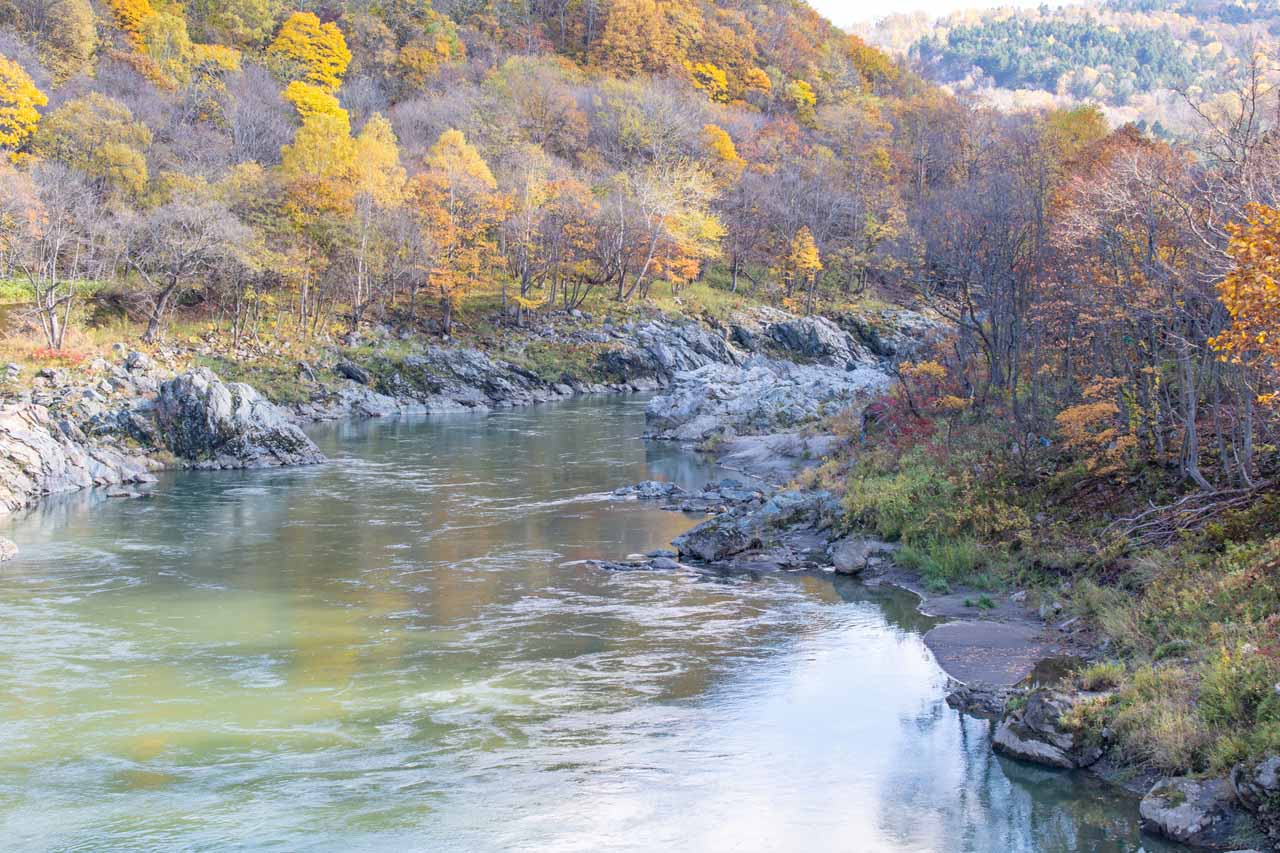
0, 396, 1173, 851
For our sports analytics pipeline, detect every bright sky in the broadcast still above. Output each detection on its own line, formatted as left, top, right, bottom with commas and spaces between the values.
811, 0, 1058, 26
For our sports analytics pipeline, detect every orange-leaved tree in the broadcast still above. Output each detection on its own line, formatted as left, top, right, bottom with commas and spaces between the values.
410, 129, 504, 334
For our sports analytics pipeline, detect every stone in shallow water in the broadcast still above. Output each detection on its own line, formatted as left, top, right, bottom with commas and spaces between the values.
0, 537, 16, 561
1140, 776, 1258, 849
991, 689, 1102, 769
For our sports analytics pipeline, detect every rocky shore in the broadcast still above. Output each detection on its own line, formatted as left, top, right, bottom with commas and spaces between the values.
0, 304, 928, 516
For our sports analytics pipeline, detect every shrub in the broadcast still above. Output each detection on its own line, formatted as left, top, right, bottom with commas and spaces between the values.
1079, 660, 1124, 691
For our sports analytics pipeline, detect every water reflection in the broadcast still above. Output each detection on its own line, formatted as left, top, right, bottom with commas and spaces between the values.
0, 396, 1175, 851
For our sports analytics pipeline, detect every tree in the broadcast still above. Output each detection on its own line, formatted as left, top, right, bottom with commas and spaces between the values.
591, 0, 674, 76
268, 12, 351, 92
410, 129, 503, 333
32, 93, 151, 198
0, 0, 96, 81
0, 53, 45, 156
0, 161, 98, 349
786, 225, 821, 312
121, 199, 252, 342
1212, 203, 1280, 406
283, 80, 349, 124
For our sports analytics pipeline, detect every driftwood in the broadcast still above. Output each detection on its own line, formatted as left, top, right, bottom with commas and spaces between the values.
1105, 481, 1275, 548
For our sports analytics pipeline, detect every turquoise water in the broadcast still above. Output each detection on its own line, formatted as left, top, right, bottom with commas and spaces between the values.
0, 396, 1174, 851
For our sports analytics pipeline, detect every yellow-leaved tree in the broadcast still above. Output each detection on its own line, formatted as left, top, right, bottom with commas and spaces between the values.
786, 225, 821, 311
1211, 203, 1280, 405
410, 129, 503, 334
283, 80, 349, 124
268, 12, 351, 92
0, 54, 46, 157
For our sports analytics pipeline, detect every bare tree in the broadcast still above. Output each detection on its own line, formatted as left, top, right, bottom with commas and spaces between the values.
120, 201, 252, 343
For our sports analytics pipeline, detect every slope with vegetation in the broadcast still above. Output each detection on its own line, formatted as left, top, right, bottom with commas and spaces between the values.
0, 0, 1279, 840
867, 0, 1280, 127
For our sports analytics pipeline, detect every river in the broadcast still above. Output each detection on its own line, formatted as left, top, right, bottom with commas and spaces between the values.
0, 395, 1175, 852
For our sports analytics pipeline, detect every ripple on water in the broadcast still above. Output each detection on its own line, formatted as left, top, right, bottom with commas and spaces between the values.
0, 396, 1170, 853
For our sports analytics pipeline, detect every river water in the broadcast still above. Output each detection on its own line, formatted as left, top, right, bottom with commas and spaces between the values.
0, 395, 1174, 852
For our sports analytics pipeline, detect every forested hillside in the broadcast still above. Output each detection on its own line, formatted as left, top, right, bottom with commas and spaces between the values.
3, 0, 1280, 809
868, 0, 1280, 125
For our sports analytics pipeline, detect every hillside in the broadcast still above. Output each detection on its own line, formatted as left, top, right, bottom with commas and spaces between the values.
864, 0, 1280, 127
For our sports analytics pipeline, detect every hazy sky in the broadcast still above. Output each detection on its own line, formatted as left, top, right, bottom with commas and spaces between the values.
811, 0, 1056, 26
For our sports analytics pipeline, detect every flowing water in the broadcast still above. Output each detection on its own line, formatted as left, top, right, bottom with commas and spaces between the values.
0, 396, 1175, 852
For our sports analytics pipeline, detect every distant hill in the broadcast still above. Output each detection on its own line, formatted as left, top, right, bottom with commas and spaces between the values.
862, 0, 1280, 127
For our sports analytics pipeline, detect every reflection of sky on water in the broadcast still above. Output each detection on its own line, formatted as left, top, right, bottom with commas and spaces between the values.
0, 396, 1172, 852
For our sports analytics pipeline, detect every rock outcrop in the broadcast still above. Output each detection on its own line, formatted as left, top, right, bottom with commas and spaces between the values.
1140, 776, 1258, 849
646, 357, 891, 441
152, 369, 325, 469
991, 689, 1103, 769
0, 403, 157, 512
672, 488, 839, 568
1233, 756, 1280, 846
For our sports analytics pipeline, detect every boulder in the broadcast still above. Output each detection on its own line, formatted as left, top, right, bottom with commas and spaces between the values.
991, 689, 1102, 769
0, 403, 95, 512
335, 361, 372, 385
766, 314, 869, 367
124, 351, 154, 373
673, 510, 760, 562
153, 369, 325, 469
1140, 776, 1257, 849
613, 480, 687, 500
0, 537, 16, 561
829, 537, 897, 574
1232, 756, 1280, 846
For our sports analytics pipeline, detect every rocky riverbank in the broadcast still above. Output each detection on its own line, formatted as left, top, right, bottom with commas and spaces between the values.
0, 304, 932, 516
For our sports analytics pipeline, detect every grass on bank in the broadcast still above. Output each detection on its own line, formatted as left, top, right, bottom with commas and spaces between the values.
823, 388, 1280, 777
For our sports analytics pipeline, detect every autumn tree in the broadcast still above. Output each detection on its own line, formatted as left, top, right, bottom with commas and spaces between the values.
0, 0, 96, 80
410, 129, 503, 333
591, 0, 674, 76
121, 199, 252, 342
32, 93, 151, 198
0, 52, 45, 157
0, 162, 98, 349
268, 12, 351, 92
1212, 203, 1280, 406
786, 226, 821, 312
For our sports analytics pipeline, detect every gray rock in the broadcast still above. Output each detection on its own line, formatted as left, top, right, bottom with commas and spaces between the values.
992, 689, 1103, 769
336, 361, 371, 385
645, 357, 891, 441
1140, 776, 1257, 849
153, 369, 325, 469
673, 510, 760, 562
104, 486, 144, 499
0, 403, 95, 512
946, 682, 1012, 717
830, 537, 897, 574
613, 480, 687, 500
1232, 756, 1280, 846
766, 313, 870, 367
125, 351, 154, 373
0, 537, 16, 561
